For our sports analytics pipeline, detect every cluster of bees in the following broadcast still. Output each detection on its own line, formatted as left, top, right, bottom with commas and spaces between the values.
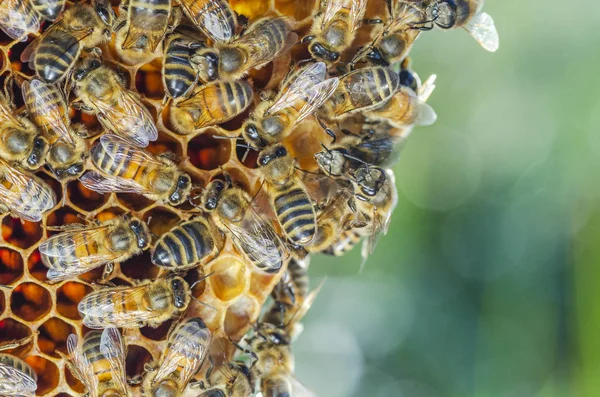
0, 0, 498, 395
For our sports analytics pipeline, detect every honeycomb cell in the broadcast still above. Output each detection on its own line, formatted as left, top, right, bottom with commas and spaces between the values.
10, 282, 52, 322
140, 319, 173, 341
120, 251, 158, 281
45, 206, 84, 230
56, 282, 92, 320
25, 356, 59, 395
231, 0, 272, 25
0, 318, 32, 352
117, 193, 155, 212
28, 250, 49, 282
1, 216, 43, 249
209, 256, 248, 302
224, 296, 259, 340
236, 143, 260, 169
65, 362, 85, 394
185, 268, 208, 299
68, 108, 101, 131
8, 40, 34, 78
38, 317, 75, 358
143, 207, 181, 237
219, 106, 252, 132
188, 132, 233, 171
56, 393, 75, 397
146, 136, 183, 159
95, 207, 126, 222
38, 172, 63, 207
136, 62, 164, 99
126, 345, 153, 380
275, 0, 316, 22
0, 247, 24, 284
67, 181, 108, 212
0, 291, 4, 315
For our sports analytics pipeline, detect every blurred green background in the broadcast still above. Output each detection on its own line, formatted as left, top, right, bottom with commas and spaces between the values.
294, 1, 600, 396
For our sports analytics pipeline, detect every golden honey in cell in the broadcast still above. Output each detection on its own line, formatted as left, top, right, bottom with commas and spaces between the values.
22, 78, 87, 181
303, 0, 368, 64
0, 159, 56, 222
320, 66, 400, 120
151, 217, 223, 271
191, 16, 297, 82
242, 61, 339, 149
257, 144, 317, 246
169, 79, 253, 134
179, 0, 240, 44
78, 276, 191, 329
0, 353, 38, 397
0, 0, 41, 42
80, 134, 192, 206
143, 317, 211, 397
62, 327, 130, 397
39, 215, 151, 283
0, 92, 48, 171
72, 56, 158, 147
162, 32, 204, 99
21, 0, 115, 83
199, 178, 287, 273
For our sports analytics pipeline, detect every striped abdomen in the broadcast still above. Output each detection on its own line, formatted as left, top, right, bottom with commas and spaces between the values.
371, 90, 418, 125
91, 139, 148, 184
288, 258, 308, 300
41, 232, 100, 270
25, 84, 67, 141
272, 181, 316, 245
30, 0, 64, 21
163, 38, 198, 98
324, 228, 363, 256
333, 66, 400, 116
192, 80, 253, 128
166, 318, 209, 378
242, 17, 292, 66
182, 0, 236, 42
0, 354, 36, 380
7, 177, 55, 220
82, 331, 115, 384
125, 0, 170, 50
35, 29, 81, 83
152, 219, 215, 269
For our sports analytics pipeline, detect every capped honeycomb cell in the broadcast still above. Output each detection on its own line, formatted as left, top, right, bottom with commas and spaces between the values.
38, 317, 75, 358
224, 296, 260, 340
25, 356, 59, 395
0, 247, 24, 284
56, 282, 92, 320
209, 255, 249, 302
10, 282, 52, 322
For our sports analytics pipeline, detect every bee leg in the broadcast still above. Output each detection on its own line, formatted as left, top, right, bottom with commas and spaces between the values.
204, 355, 216, 386
229, 337, 259, 368
127, 374, 144, 385
316, 115, 337, 143
237, 13, 249, 36
101, 263, 115, 282
71, 101, 94, 113
300, 35, 315, 44
363, 18, 383, 25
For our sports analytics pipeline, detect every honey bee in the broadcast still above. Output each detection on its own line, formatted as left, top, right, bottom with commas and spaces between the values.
198, 177, 287, 273
78, 276, 191, 329
306, 187, 355, 253
169, 80, 253, 134
320, 66, 400, 121
242, 62, 339, 149
39, 215, 151, 283
143, 317, 211, 397
72, 55, 158, 147
162, 32, 205, 99
191, 16, 297, 82
0, 354, 38, 397
257, 144, 317, 246
151, 217, 223, 271
302, 0, 368, 64
195, 343, 254, 397
22, 78, 87, 181
421, 0, 499, 52
0, 159, 56, 222
20, 0, 115, 83
0, 91, 48, 170
62, 327, 129, 397
179, 0, 241, 44
80, 134, 192, 206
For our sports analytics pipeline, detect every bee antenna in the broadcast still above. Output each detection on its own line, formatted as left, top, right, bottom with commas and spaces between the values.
190, 271, 215, 290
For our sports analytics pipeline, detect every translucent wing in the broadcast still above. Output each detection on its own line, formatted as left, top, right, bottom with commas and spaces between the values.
321, 0, 344, 28
21, 21, 92, 64
0, 97, 24, 127
0, 362, 37, 396
154, 319, 211, 389
78, 283, 158, 328
267, 62, 327, 115
65, 334, 99, 397
180, 0, 236, 43
348, 0, 367, 33
99, 134, 165, 168
94, 90, 158, 147
39, 225, 118, 282
295, 77, 339, 125
225, 205, 287, 272
123, 7, 169, 51
99, 327, 128, 395
418, 74, 436, 102
0, 163, 56, 222
0, 0, 40, 41
237, 17, 297, 71
463, 12, 499, 52
79, 171, 147, 194
22, 79, 73, 143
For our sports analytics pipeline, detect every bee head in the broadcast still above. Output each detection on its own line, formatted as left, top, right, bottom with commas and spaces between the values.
93, 0, 116, 32
170, 277, 189, 309
73, 55, 102, 81
128, 218, 151, 249
168, 174, 192, 205
429, 0, 458, 29
27, 135, 48, 169
366, 47, 390, 66
242, 122, 266, 148
309, 42, 340, 63
354, 166, 386, 197
48, 141, 85, 180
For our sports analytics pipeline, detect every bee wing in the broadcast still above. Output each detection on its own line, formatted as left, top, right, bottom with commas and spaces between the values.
180, 0, 235, 43
463, 12, 499, 52
99, 134, 165, 168
238, 17, 297, 71
0, 163, 56, 222
94, 90, 158, 147
123, 8, 169, 51
320, 0, 344, 29
266, 62, 327, 115
39, 225, 118, 282
0, 99, 24, 127
20, 21, 91, 63
0, 362, 37, 396
349, 0, 367, 33
79, 171, 148, 195
78, 284, 158, 328
225, 206, 287, 272
0, 0, 40, 41
294, 77, 339, 125
154, 320, 211, 388
65, 334, 100, 397
99, 327, 128, 395
22, 79, 73, 143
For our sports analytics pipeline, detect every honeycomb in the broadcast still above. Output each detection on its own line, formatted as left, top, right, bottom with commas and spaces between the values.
0, 0, 499, 395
